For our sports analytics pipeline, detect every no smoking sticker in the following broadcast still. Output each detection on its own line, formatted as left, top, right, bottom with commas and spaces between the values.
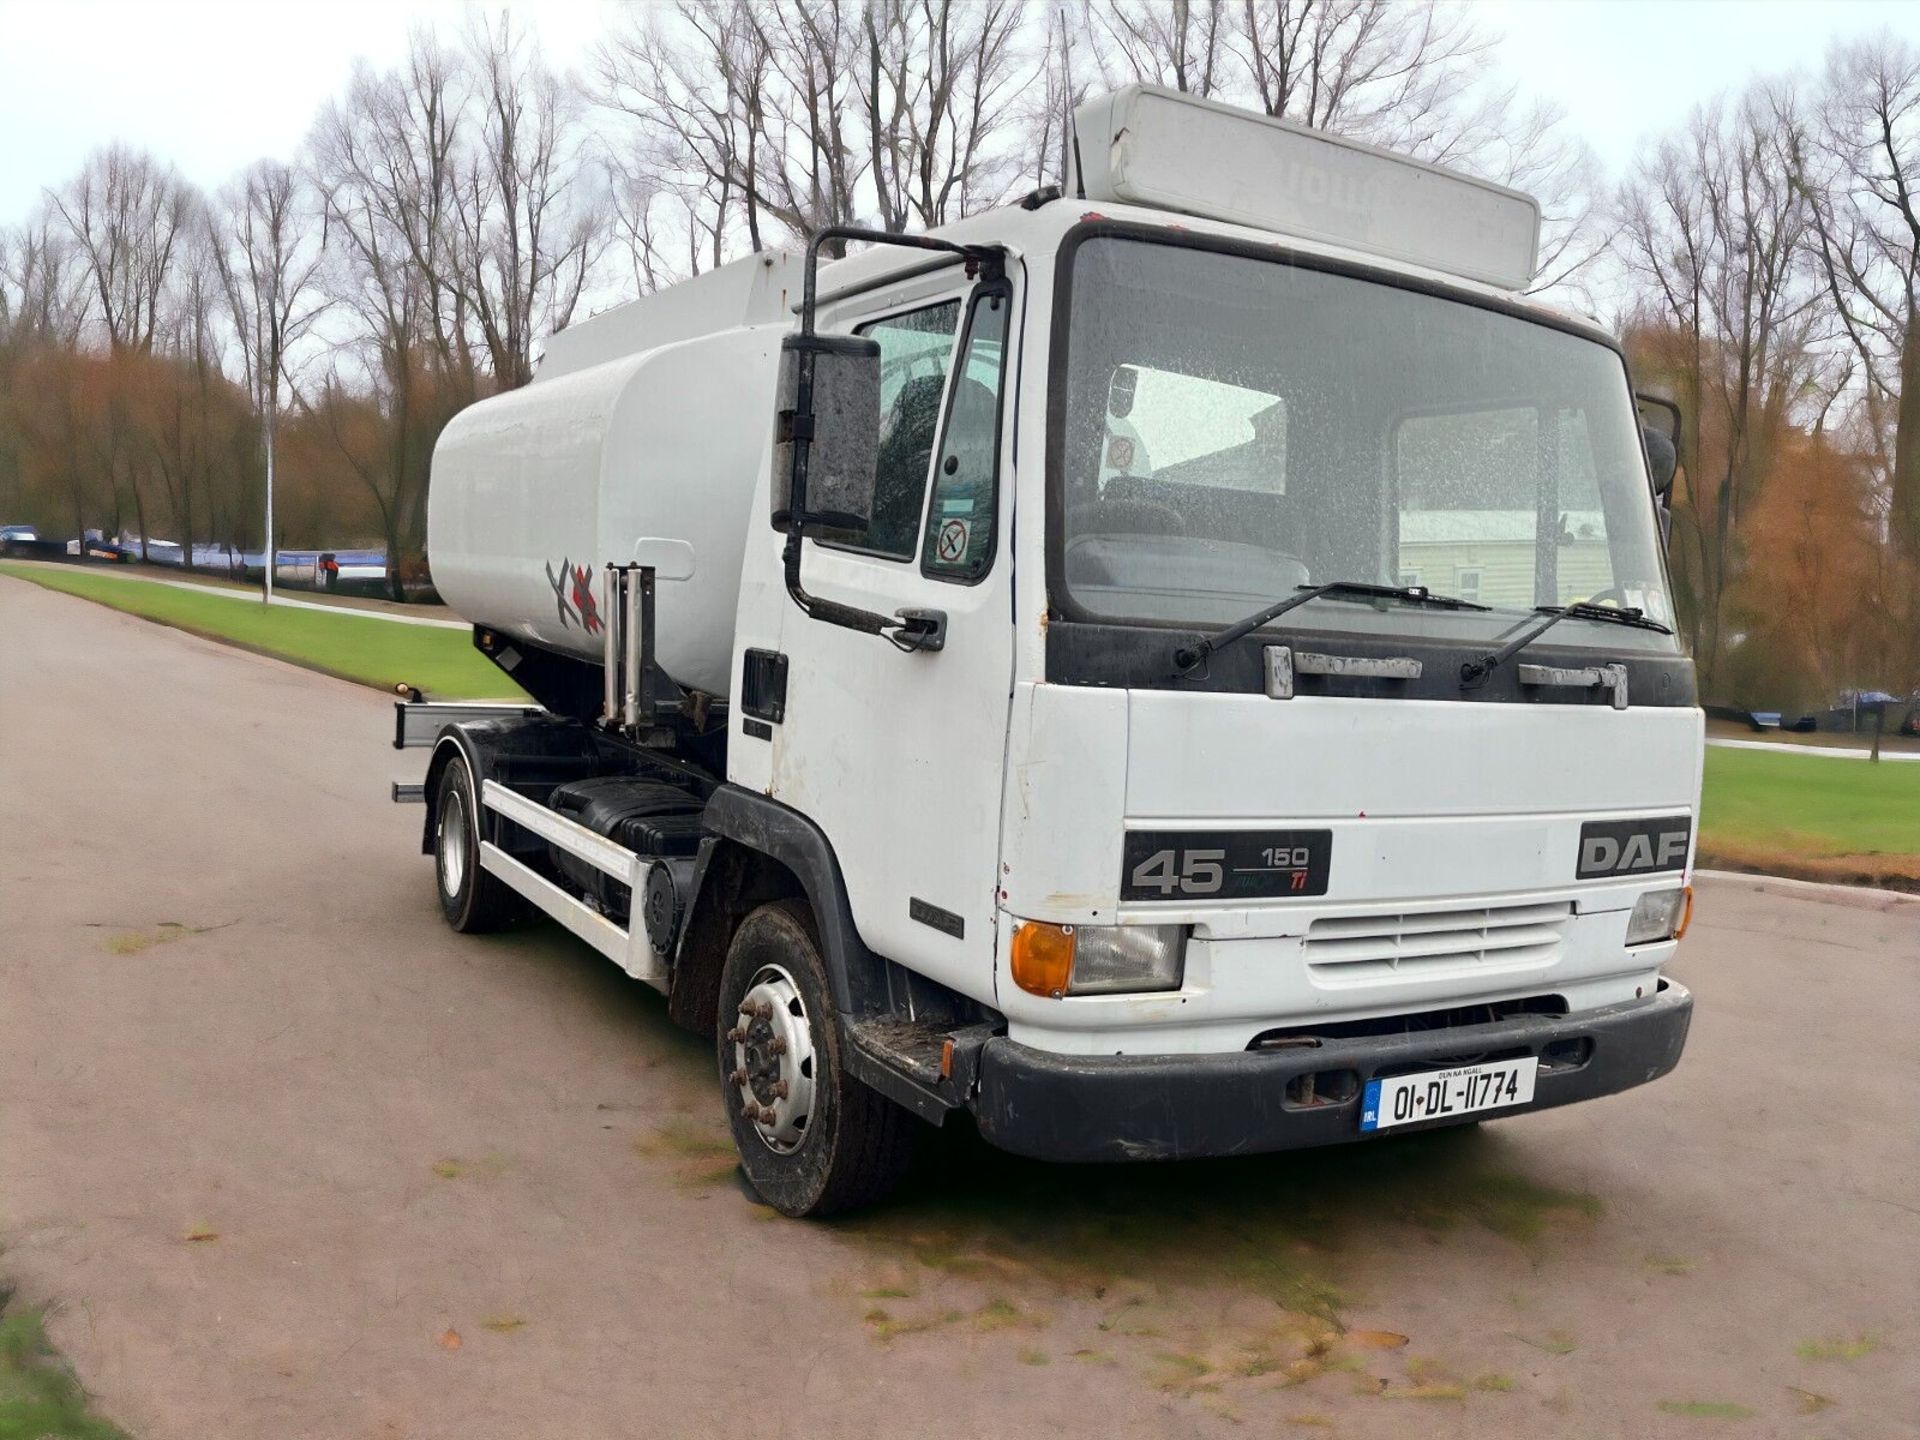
935, 518, 969, 563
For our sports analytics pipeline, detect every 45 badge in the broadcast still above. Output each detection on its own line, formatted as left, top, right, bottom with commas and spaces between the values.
1121, 829, 1332, 901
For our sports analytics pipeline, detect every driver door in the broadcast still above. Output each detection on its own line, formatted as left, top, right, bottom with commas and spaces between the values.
767, 268, 1018, 1001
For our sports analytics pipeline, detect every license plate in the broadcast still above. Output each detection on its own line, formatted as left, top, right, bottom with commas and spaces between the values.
1360, 1056, 1538, 1133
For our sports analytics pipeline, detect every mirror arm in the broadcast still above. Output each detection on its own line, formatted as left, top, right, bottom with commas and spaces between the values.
781, 226, 1005, 645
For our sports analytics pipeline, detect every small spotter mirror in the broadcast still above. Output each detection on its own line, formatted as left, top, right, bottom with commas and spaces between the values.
1108, 364, 1139, 419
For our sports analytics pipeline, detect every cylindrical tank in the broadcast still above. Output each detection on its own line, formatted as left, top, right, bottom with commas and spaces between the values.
428, 323, 786, 697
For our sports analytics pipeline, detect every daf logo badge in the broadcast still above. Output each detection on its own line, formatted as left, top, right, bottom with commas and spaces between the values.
1577, 817, 1691, 879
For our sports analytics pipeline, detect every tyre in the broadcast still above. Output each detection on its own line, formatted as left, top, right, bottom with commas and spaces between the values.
717, 900, 915, 1217
433, 752, 520, 933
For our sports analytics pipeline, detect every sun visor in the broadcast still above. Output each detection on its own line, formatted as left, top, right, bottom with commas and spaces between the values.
1069, 85, 1540, 293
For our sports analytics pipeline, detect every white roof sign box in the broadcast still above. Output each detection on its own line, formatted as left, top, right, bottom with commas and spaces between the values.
1070, 86, 1541, 293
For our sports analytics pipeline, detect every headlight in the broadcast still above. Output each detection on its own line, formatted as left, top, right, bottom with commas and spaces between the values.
1626, 886, 1691, 945
1010, 921, 1186, 997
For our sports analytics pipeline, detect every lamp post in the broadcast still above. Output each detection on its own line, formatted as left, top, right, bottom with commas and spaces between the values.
262, 380, 275, 606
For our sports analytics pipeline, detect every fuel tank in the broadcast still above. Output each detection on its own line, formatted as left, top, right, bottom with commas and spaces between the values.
427, 253, 800, 696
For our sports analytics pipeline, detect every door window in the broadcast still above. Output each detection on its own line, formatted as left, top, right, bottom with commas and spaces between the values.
818, 300, 962, 559
920, 286, 1010, 581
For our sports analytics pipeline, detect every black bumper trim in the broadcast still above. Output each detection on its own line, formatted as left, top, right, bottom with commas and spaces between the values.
972, 979, 1692, 1163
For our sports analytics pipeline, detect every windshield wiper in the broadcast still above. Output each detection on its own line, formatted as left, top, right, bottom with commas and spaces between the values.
1459, 601, 1674, 689
1173, 581, 1490, 675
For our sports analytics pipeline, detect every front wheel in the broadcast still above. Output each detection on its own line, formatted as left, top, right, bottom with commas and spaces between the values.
717, 900, 915, 1216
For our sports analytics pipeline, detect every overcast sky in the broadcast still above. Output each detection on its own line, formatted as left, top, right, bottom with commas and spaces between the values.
1, 0, 1916, 227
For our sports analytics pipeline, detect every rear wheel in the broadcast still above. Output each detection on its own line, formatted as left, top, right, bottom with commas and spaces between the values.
717, 900, 914, 1216
434, 752, 519, 933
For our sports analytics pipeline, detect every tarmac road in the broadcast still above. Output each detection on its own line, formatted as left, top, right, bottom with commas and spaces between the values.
2, 573, 1916, 1440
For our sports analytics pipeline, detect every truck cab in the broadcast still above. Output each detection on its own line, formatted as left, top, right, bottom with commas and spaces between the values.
410, 87, 1697, 1215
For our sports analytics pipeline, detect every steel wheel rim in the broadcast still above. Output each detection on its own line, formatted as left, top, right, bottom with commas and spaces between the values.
438, 784, 469, 898
727, 963, 817, 1154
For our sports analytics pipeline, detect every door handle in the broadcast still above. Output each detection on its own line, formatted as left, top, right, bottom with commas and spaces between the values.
892, 608, 947, 652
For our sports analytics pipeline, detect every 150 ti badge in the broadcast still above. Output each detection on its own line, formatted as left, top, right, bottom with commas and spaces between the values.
1121, 830, 1332, 902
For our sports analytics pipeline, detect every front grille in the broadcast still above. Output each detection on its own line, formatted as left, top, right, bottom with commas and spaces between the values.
1304, 900, 1571, 981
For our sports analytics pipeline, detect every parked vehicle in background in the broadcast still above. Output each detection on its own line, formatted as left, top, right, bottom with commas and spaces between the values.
63, 530, 137, 563
0, 524, 38, 543
395, 86, 1701, 1217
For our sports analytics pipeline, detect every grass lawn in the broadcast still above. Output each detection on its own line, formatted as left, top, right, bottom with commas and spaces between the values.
0, 561, 522, 700
1699, 745, 1920, 885
0, 1304, 125, 1440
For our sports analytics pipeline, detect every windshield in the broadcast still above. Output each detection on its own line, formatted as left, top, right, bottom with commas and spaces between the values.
1055, 236, 1678, 653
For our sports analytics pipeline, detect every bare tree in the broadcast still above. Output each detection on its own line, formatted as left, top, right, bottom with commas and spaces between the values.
601, 0, 1026, 260
48, 146, 196, 354
445, 14, 604, 389
597, 0, 769, 262
1231, 0, 1488, 150
311, 39, 474, 387
600, 0, 867, 256
862, 0, 1030, 231
1084, 0, 1228, 98
309, 40, 474, 591
1, 216, 91, 348
1783, 35, 1920, 559
749, 1, 867, 243
212, 159, 328, 595
1617, 88, 1820, 683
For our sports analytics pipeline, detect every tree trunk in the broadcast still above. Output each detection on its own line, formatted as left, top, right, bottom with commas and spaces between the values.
1895, 301, 1920, 560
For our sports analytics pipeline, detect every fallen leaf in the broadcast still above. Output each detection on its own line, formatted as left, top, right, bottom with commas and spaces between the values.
1787, 1386, 1833, 1415
1390, 1382, 1467, 1401
438, 1328, 462, 1351
183, 1228, 219, 1243
1346, 1329, 1410, 1350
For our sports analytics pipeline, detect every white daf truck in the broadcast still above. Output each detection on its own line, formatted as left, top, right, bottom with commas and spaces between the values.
397, 87, 1699, 1216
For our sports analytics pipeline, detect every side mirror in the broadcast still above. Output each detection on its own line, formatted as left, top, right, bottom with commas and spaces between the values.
1642, 424, 1677, 501
773, 332, 882, 533
1635, 391, 1682, 503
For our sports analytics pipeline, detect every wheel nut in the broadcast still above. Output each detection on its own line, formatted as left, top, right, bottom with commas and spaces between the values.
758, 1104, 778, 1124
741, 1102, 758, 1120
774, 1079, 790, 1099
767, 1037, 789, 1056
729, 1068, 748, 1086
724, 1027, 745, 1043
738, 1002, 756, 1017
755, 1001, 774, 1020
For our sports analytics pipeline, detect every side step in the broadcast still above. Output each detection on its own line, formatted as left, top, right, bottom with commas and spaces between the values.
479, 778, 668, 990
845, 1018, 997, 1123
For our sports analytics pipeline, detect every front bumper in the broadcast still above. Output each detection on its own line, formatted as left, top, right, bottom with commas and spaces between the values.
971, 978, 1692, 1162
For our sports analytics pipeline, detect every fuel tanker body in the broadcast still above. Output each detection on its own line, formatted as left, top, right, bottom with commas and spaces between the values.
428, 253, 801, 697
398, 86, 1702, 1221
